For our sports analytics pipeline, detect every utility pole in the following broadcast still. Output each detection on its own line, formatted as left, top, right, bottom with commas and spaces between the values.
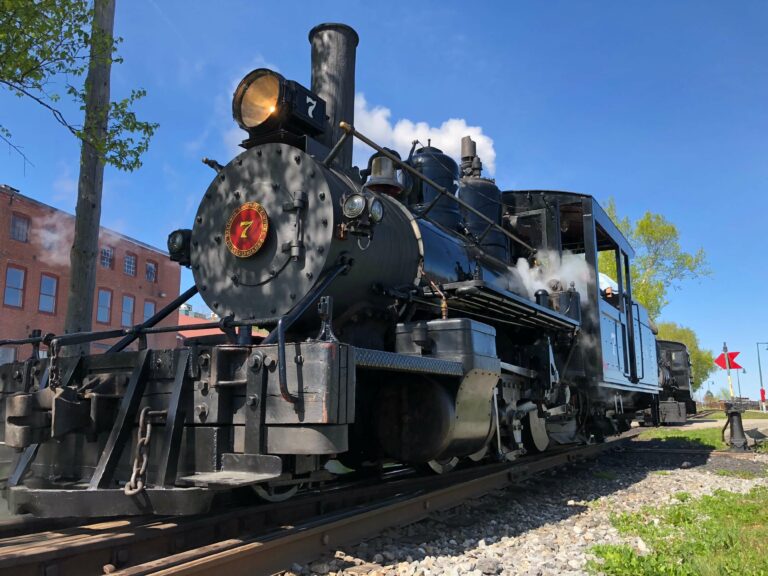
758, 342, 768, 412
63, 0, 116, 356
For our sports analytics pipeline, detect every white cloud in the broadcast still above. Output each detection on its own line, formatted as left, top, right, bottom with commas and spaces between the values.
353, 93, 496, 175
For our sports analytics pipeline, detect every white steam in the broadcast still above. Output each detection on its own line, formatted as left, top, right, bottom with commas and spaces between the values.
513, 250, 593, 302
31, 212, 74, 267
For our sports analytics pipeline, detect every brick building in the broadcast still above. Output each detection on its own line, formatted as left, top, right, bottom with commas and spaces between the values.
0, 184, 181, 362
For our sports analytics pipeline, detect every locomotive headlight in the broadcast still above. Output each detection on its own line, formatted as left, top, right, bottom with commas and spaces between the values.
342, 194, 366, 219
369, 198, 384, 222
233, 69, 282, 130
232, 68, 327, 138
167, 229, 192, 266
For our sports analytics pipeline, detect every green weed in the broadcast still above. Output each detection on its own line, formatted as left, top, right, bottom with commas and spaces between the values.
588, 487, 768, 575
637, 427, 726, 450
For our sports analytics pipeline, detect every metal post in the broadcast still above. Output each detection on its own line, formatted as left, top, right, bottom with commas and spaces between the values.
758, 342, 767, 412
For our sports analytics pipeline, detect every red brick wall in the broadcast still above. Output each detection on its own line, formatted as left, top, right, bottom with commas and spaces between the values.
0, 186, 181, 359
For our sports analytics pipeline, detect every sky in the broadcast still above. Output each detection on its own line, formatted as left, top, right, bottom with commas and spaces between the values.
2, 1, 767, 399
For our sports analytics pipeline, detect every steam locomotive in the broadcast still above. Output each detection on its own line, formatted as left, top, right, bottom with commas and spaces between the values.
0, 23, 690, 517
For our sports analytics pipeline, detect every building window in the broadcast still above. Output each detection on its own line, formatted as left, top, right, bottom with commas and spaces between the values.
146, 260, 158, 283
100, 247, 114, 269
96, 288, 112, 324
124, 253, 137, 276
143, 300, 156, 322
4, 266, 25, 308
121, 294, 135, 327
10, 213, 30, 242
38, 273, 58, 314
0, 347, 16, 365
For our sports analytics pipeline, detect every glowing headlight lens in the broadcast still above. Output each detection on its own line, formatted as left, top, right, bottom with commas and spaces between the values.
342, 194, 366, 219
233, 69, 281, 130
369, 198, 384, 222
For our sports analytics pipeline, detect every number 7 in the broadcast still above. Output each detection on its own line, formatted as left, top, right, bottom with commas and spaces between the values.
239, 220, 253, 239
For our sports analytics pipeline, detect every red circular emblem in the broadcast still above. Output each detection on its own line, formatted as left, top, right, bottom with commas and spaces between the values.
224, 202, 269, 258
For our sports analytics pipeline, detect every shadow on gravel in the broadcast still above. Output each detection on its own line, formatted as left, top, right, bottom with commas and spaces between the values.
309, 437, 767, 576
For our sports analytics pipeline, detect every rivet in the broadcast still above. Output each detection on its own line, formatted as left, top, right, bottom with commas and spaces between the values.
192, 240, 199, 247
276, 148, 282, 155
319, 192, 326, 200
214, 235, 222, 243
290, 293, 296, 300
234, 190, 241, 198
237, 159, 242, 166
219, 174, 226, 181
294, 155, 301, 164
257, 150, 262, 157
201, 285, 207, 291
212, 302, 219, 308
318, 247, 325, 254
306, 272, 313, 280
246, 394, 260, 407
269, 269, 276, 276
322, 219, 328, 227
270, 308, 276, 314
196, 216, 202, 223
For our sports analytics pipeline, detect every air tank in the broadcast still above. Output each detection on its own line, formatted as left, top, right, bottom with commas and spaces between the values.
457, 136, 509, 262
405, 145, 461, 231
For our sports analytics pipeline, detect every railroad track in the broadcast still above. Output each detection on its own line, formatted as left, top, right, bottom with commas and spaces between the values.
0, 431, 640, 576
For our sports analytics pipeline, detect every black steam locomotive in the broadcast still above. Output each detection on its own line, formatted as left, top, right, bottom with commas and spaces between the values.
0, 24, 685, 517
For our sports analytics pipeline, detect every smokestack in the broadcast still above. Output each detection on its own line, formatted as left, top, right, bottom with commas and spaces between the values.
309, 23, 359, 171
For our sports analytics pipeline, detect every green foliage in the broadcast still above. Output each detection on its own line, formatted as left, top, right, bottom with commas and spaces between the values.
601, 198, 710, 321
657, 322, 715, 391
638, 427, 726, 450
714, 468, 764, 479
0, 0, 157, 170
588, 487, 768, 575
708, 410, 768, 420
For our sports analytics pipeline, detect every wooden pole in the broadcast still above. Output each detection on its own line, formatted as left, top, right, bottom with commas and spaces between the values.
63, 0, 116, 356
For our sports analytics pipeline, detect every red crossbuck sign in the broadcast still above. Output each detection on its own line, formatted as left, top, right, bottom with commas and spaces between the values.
714, 352, 742, 370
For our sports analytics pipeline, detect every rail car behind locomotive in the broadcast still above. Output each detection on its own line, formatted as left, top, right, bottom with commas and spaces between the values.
656, 340, 697, 424
0, 23, 684, 517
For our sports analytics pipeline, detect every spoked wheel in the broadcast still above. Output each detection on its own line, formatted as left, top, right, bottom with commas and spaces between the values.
427, 457, 459, 474
522, 410, 550, 453
252, 482, 300, 502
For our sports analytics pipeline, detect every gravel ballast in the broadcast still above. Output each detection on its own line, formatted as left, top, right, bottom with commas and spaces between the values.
287, 439, 768, 576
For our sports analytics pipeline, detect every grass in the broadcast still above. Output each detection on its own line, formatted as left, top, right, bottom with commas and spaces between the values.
706, 410, 768, 420
637, 427, 726, 450
714, 468, 766, 480
588, 486, 768, 575
592, 470, 618, 481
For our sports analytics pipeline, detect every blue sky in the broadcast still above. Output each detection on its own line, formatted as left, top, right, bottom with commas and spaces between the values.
2, 1, 767, 398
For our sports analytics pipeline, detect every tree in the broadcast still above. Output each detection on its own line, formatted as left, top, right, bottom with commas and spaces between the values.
0, 0, 157, 170
657, 322, 715, 392
601, 198, 709, 321
2, 0, 157, 353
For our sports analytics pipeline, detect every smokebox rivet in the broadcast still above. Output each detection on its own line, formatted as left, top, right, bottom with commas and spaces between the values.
201, 285, 207, 291
318, 247, 325, 254
257, 150, 262, 157
196, 216, 202, 223
214, 235, 222, 243
246, 394, 260, 407
322, 219, 328, 227
269, 268, 276, 276
319, 192, 325, 200
290, 293, 296, 300
306, 272, 313, 279
276, 148, 282, 155
212, 302, 219, 309
234, 190, 241, 198
294, 155, 301, 164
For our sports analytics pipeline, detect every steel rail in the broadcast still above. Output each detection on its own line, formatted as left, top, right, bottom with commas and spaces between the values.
0, 431, 639, 576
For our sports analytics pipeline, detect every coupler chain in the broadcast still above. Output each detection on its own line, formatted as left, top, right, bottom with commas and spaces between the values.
124, 407, 167, 496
